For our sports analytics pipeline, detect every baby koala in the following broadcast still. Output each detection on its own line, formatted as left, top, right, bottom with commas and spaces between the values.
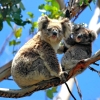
11, 15, 72, 88
58, 24, 97, 75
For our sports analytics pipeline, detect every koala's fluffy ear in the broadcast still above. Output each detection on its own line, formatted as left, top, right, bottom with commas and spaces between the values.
72, 24, 80, 31
89, 30, 97, 42
61, 18, 72, 38
38, 15, 50, 31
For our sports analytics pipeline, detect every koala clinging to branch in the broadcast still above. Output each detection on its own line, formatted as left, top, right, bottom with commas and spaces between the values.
58, 24, 97, 76
11, 15, 72, 88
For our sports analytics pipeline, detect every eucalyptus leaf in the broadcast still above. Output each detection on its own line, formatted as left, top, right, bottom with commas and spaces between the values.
51, 0, 60, 9
32, 22, 37, 28
9, 40, 21, 46
51, 87, 57, 93
46, 89, 53, 99
12, 6, 18, 12
19, 2, 25, 10
9, 40, 16, 46
6, 19, 13, 29
0, 20, 3, 31
13, 13, 21, 19
45, 0, 53, 2
15, 28, 22, 38
38, 4, 45, 10
79, 0, 83, 6
27, 12, 34, 18
44, 4, 52, 11
0, 14, 3, 19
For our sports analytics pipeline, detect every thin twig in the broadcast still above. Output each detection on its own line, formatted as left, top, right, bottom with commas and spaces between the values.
56, 0, 65, 10
93, 62, 99, 66
89, 66, 100, 76
0, 32, 14, 56
0, 25, 17, 56
74, 77, 83, 100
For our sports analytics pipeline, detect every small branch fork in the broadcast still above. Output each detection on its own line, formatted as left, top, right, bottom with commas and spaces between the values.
89, 66, 100, 76
62, 0, 93, 21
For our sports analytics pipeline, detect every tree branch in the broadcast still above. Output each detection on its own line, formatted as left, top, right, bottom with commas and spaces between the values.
62, 0, 92, 21
0, 60, 12, 81
0, 50, 100, 98
56, 0, 65, 10
89, 0, 100, 34
53, 78, 74, 100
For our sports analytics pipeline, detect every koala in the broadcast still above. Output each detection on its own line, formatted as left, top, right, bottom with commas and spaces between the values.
58, 24, 97, 75
11, 15, 72, 88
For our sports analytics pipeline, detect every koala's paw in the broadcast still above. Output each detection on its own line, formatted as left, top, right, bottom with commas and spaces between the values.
59, 71, 68, 82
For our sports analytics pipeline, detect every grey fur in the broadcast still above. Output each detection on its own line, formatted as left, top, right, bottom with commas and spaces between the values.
11, 15, 72, 88
59, 25, 97, 75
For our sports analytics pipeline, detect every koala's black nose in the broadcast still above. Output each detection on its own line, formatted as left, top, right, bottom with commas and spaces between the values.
77, 34, 82, 38
52, 30, 58, 36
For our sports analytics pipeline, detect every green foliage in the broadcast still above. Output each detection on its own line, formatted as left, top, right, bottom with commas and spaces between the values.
9, 27, 22, 54
0, 14, 3, 30
6, 18, 13, 29
38, 0, 64, 19
14, 27, 22, 39
27, 12, 38, 34
0, 0, 31, 31
19, 2, 25, 10
79, 0, 96, 5
46, 87, 57, 99
79, 0, 96, 10
9, 40, 21, 46
27, 12, 34, 18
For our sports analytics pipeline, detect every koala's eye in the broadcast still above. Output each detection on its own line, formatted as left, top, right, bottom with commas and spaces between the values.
42, 22, 48, 29
84, 35, 88, 39
75, 28, 80, 32
47, 28, 51, 32
59, 30, 62, 33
